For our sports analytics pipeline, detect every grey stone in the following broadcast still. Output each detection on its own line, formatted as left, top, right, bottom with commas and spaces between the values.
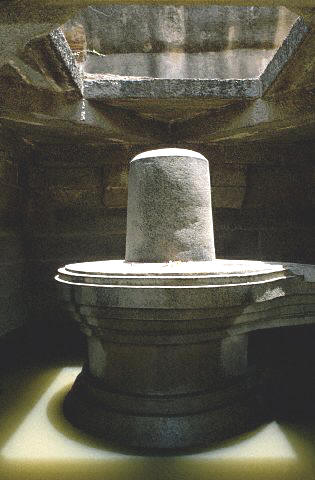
49, 28, 83, 94
63, 5, 295, 56
260, 17, 309, 94
84, 76, 263, 100
84, 50, 276, 81
64, 5, 307, 99
55, 147, 315, 450
79, 9, 307, 100
28, 233, 126, 262
125, 148, 215, 262
57, 257, 315, 449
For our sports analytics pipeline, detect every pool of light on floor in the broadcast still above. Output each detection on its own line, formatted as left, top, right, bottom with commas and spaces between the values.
0, 364, 315, 480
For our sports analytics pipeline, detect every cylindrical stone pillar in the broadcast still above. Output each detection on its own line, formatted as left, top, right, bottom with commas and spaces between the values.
125, 148, 215, 262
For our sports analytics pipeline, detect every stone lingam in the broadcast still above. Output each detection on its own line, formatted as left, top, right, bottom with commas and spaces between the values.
56, 148, 315, 451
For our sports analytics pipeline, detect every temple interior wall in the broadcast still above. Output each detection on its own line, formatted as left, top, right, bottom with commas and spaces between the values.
0, 136, 313, 337
0, 138, 26, 337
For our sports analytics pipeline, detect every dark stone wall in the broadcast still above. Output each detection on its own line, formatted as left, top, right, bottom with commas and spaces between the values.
20, 139, 314, 327
0, 139, 27, 336
0, 137, 314, 335
23, 145, 126, 326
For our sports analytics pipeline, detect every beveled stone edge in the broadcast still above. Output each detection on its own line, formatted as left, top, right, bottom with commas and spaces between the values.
50, 27, 83, 94
60, 259, 288, 276
260, 16, 309, 93
82, 16, 308, 100
83, 76, 262, 99
55, 259, 300, 288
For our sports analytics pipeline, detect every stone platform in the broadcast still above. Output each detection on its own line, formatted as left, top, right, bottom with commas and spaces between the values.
55, 148, 315, 450
56, 259, 315, 450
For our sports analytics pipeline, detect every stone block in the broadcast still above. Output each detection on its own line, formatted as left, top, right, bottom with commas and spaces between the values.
0, 156, 18, 186
212, 186, 246, 209
54, 207, 127, 234
214, 228, 259, 259
0, 294, 27, 336
216, 207, 314, 236
260, 229, 315, 263
27, 234, 126, 262
103, 157, 129, 209
27, 184, 103, 209
26, 261, 61, 284
104, 186, 128, 209
48, 188, 102, 208
244, 166, 309, 209
28, 164, 103, 208
65, 5, 297, 56
28, 162, 102, 191
47, 166, 102, 189
0, 230, 24, 263
213, 208, 242, 231
238, 207, 315, 231
24, 203, 55, 233
0, 263, 24, 298
0, 184, 20, 216
211, 166, 246, 186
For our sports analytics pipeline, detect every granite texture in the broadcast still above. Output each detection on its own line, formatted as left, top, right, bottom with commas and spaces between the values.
260, 16, 309, 93
0, 0, 312, 453
81, 13, 307, 99
55, 147, 315, 450
64, 5, 307, 99
57, 259, 315, 449
63, 5, 296, 55
125, 149, 215, 262
49, 27, 83, 93
84, 76, 263, 99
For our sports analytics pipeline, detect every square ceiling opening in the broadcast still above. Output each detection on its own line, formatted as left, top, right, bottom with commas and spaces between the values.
61, 5, 308, 99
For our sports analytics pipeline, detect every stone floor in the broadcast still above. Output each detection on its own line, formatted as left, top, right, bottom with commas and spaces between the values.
1, 354, 315, 480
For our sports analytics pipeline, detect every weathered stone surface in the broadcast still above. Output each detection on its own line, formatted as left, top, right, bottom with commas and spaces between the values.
0, 264, 25, 298
0, 0, 314, 450
54, 207, 127, 234
64, 5, 306, 99
85, 50, 276, 80
212, 186, 246, 209
84, 76, 263, 100
214, 228, 259, 259
64, 5, 296, 55
103, 157, 128, 209
125, 148, 215, 262
56, 146, 315, 450
172, 94, 315, 144
260, 16, 309, 94
57, 259, 299, 310
0, 243, 26, 334
12, 1, 315, 7
78, 7, 307, 100
23, 27, 83, 93
0, 2, 313, 144
260, 229, 315, 263
28, 233, 126, 262
57, 257, 315, 449
0, 295, 27, 337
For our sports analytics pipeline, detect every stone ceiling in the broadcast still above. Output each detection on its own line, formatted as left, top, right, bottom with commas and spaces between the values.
0, 1, 314, 150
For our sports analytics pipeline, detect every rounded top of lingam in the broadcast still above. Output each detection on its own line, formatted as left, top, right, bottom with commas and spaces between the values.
132, 148, 207, 162
125, 148, 215, 263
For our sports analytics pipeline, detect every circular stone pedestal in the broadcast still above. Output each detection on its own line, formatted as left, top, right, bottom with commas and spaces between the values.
56, 259, 296, 450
